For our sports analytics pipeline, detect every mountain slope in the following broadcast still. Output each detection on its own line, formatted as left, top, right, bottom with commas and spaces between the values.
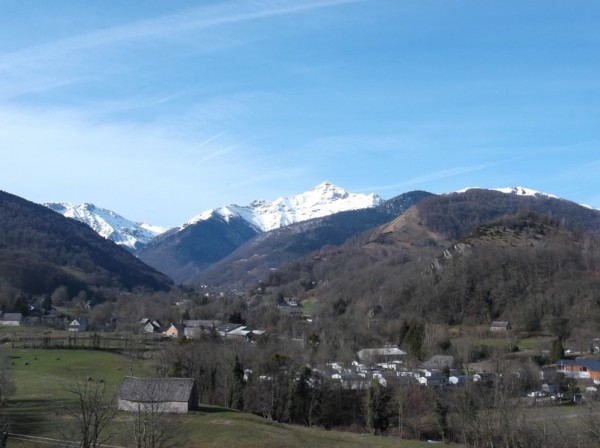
183, 181, 382, 232
44, 202, 166, 250
191, 190, 433, 288
417, 189, 600, 240
257, 190, 600, 329
136, 214, 261, 284
0, 190, 172, 303
137, 182, 383, 283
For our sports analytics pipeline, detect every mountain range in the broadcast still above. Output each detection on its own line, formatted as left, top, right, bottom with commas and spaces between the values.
44, 202, 167, 250
2, 183, 598, 343
42, 182, 599, 287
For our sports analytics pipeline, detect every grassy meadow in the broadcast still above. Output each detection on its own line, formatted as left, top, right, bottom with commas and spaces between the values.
3, 346, 438, 448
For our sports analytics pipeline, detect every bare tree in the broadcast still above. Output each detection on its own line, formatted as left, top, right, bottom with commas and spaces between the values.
119, 378, 187, 448
0, 348, 14, 448
130, 402, 179, 448
61, 377, 116, 448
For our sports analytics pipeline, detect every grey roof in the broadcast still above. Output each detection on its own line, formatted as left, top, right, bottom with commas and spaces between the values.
1, 313, 23, 321
119, 377, 194, 403
183, 319, 219, 328
217, 323, 243, 334
358, 347, 406, 357
490, 321, 510, 327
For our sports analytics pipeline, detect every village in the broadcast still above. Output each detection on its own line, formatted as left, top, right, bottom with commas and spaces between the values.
3, 298, 600, 413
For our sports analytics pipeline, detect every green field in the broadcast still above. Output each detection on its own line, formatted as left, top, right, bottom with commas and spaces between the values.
2, 347, 437, 448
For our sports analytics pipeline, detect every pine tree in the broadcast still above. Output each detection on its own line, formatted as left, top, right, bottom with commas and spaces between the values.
228, 355, 245, 410
549, 338, 565, 363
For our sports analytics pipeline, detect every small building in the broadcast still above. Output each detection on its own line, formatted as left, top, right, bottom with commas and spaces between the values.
217, 323, 243, 337
117, 377, 197, 414
68, 318, 88, 332
556, 359, 600, 381
357, 346, 406, 365
226, 325, 266, 342
490, 321, 511, 332
418, 374, 448, 387
139, 319, 163, 334
165, 323, 184, 338
449, 375, 468, 386
0, 313, 23, 326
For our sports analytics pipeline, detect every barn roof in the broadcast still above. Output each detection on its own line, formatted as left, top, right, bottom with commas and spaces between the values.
119, 377, 194, 403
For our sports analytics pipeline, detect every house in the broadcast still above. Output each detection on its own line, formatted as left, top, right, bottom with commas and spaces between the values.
418, 374, 448, 387
278, 300, 302, 317
139, 319, 163, 334
490, 321, 511, 332
165, 323, 184, 338
357, 346, 406, 365
0, 313, 23, 326
226, 325, 266, 342
118, 377, 197, 413
556, 359, 600, 381
449, 375, 468, 386
217, 323, 243, 337
68, 318, 88, 332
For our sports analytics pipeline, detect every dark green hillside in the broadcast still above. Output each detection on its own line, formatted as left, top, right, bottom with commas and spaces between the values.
0, 190, 172, 305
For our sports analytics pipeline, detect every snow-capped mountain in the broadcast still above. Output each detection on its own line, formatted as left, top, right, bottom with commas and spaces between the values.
183, 181, 383, 232
457, 186, 558, 200
44, 202, 167, 250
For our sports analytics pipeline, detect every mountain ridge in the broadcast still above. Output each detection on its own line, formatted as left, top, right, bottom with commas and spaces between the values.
0, 190, 173, 303
43, 184, 593, 252
182, 181, 383, 232
44, 202, 167, 250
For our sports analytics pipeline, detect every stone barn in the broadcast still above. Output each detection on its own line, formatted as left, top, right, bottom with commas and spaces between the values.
118, 377, 197, 414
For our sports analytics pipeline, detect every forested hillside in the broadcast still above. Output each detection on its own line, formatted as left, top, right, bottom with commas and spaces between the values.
251, 192, 600, 356
0, 190, 172, 309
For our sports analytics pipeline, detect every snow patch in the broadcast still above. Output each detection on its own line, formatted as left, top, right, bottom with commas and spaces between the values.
457, 186, 558, 199
183, 181, 382, 232
44, 202, 167, 249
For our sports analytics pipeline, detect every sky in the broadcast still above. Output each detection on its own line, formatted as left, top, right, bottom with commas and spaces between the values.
1, 0, 599, 227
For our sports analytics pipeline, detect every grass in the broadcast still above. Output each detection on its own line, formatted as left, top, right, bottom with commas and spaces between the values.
2, 346, 440, 448
7, 347, 152, 399
516, 336, 553, 351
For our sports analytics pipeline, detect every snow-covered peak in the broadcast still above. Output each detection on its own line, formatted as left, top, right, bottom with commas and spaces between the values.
492, 186, 558, 199
44, 202, 168, 250
457, 186, 558, 200
183, 182, 382, 232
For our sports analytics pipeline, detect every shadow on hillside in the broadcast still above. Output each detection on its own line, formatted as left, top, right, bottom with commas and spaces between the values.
5, 399, 54, 435
196, 405, 233, 414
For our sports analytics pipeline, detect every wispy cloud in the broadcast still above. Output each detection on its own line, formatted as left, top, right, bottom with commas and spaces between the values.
366, 164, 495, 193
0, 0, 360, 72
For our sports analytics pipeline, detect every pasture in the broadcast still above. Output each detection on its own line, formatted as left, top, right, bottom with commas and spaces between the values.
2, 346, 435, 448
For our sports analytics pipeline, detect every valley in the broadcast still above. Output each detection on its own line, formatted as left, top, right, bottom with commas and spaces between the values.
1, 184, 600, 447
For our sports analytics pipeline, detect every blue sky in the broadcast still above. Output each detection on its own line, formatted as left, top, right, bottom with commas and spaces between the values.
1, 0, 599, 226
